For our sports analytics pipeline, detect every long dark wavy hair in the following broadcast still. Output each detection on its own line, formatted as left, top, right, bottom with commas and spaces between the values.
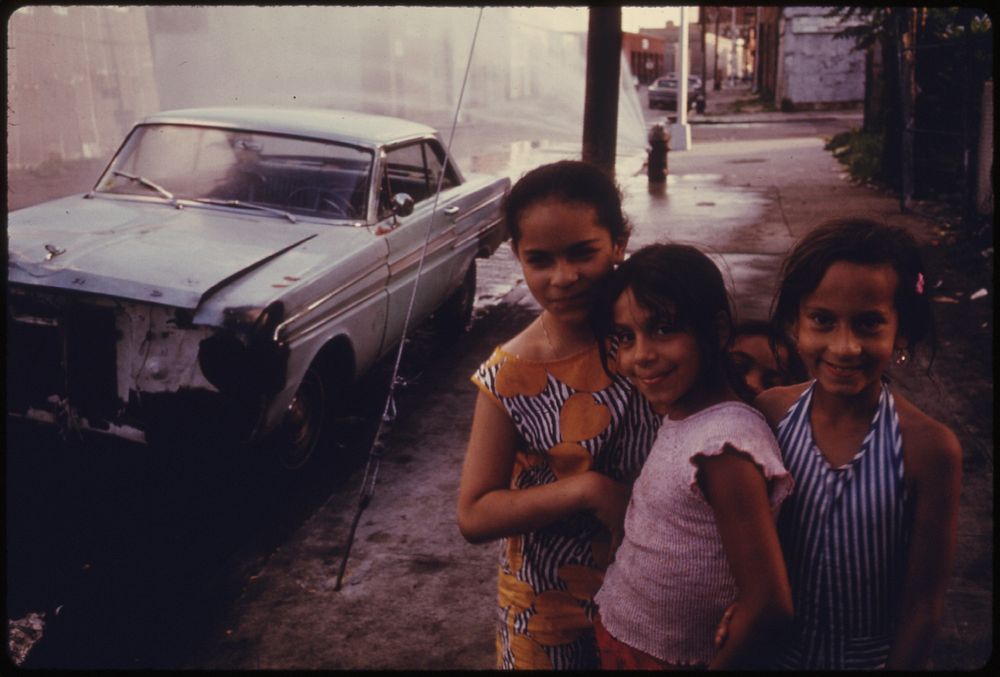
503, 160, 631, 248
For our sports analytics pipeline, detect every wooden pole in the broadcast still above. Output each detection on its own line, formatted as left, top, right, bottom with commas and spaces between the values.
713, 8, 721, 90
582, 7, 622, 175
896, 8, 915, 210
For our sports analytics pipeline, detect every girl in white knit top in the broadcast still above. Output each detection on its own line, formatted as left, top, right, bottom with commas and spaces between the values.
590, 244, 795, 669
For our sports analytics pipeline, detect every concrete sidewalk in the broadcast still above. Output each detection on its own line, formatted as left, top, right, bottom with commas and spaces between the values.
655, 80, 864, 126
189, 103, 991, 670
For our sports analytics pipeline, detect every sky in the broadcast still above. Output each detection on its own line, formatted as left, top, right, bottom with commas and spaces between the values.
512, 6, 692, 33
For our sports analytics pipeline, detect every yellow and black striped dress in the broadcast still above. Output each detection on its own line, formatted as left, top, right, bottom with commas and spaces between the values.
471, 344, 660, 670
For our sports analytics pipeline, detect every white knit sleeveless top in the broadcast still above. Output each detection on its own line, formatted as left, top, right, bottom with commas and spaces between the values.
594, 401, 792, 665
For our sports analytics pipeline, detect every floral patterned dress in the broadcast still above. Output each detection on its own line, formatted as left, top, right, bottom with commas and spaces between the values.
471, 344, 660, 669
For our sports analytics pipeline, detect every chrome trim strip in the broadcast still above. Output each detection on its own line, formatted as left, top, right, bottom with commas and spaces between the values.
279, 286, 385, 344
453, 193, 503, 223
388, 231, 455, 275
453, 216, 503, 250
274, 259, 386, 341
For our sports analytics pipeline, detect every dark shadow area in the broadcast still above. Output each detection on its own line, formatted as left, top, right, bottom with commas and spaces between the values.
6, 319, 469, 669
6, 412, 372, 669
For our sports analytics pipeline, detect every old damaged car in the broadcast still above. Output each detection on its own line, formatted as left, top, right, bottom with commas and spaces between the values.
7, 107, 510, 468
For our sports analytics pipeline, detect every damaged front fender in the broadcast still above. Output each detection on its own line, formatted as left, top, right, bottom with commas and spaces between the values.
199, 302, 288, 397
7, 286, 288, 444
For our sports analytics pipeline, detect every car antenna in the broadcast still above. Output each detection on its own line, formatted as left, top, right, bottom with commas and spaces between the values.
332, 7, 484, 592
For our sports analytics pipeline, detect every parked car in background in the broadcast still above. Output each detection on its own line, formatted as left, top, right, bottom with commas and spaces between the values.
647, 74, 706, 112
7, 107, 510, 469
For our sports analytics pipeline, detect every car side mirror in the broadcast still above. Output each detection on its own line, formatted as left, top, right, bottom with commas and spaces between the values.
391, 192, 414, 218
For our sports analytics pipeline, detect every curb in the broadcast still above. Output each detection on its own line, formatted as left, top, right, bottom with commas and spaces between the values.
691, 114, 862, 125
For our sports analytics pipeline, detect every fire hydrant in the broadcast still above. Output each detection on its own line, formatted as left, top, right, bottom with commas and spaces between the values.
647, 124, 670, 184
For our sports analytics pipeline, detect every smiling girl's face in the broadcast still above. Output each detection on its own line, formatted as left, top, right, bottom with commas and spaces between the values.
793, 260, 904, 399
612, 288, 708, 418
514, 199, 626, 324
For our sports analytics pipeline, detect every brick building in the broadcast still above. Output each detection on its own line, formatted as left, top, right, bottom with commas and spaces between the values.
622, 31, 666, 85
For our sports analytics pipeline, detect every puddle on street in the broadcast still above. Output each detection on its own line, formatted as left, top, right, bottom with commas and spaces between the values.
622, 172, 771, 251
466, 146, 775, 317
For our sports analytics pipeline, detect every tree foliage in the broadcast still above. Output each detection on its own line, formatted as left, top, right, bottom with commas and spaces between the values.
824, 7, 994, 208
825, 6, 993, 50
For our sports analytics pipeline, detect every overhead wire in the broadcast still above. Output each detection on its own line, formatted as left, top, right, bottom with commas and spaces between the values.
334, 7, 485, 591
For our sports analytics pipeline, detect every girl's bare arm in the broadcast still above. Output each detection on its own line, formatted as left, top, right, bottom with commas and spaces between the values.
457, 392, 626, 543
887, 409, 962, 669
697, 446, 794, 669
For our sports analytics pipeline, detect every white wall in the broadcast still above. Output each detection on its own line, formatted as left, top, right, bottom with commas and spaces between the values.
778, 7, 865, 107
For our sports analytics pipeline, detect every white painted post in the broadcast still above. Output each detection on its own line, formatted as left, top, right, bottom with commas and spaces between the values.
670, 6, 692, 150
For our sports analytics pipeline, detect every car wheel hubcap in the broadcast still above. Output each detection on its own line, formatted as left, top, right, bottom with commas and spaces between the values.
278, 371, 324, 470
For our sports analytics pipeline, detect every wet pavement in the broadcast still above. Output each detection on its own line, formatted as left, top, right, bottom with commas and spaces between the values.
5, 84, 992, 670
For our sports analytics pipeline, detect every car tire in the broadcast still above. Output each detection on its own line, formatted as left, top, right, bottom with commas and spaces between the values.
432, 261, 476, 341
272, 363, 332, 471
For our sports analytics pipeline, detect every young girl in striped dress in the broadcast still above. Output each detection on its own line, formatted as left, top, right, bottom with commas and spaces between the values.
756, 218, 962, 669
457, 161, 660, 669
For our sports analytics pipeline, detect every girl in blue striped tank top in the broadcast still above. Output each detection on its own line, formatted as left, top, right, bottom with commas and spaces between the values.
755, 218, 962, 669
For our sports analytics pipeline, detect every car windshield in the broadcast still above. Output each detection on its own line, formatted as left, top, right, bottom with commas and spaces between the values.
94, 124, 374, 220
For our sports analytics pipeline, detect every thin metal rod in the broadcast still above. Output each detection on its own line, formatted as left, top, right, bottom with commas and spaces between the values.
334, 7, 485, 591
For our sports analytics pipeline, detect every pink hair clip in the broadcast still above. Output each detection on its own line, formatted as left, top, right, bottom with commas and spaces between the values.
915, 272, 925, 295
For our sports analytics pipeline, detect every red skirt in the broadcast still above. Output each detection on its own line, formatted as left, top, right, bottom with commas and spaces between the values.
594, 611, 705, 670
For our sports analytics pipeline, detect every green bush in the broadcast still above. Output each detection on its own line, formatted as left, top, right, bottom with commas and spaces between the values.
825, 129, 883, 184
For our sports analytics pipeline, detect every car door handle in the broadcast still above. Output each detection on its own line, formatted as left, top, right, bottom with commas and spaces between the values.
443, 206, 460, 216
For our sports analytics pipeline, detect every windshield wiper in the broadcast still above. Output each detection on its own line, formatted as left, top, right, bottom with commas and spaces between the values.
112, 170, 178, 206
189, 198, 298, 224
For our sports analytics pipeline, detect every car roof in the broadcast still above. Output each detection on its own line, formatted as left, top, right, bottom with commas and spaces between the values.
141, 107, 438, 148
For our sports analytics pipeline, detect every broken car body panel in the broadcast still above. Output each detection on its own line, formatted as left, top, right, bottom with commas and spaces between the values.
7, 107, 510, 447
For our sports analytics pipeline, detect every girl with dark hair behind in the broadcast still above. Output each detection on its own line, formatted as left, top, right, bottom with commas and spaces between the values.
729, 320, 808, 399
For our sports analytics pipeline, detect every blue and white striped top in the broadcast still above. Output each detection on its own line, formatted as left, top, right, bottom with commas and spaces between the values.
773, 380, 913, 670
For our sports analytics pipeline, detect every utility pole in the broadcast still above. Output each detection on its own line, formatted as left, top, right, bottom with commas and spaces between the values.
753, 7, 762, 93
730, 6, 738, 85
713, 8, 721, 90
700, 8, 708, 101
671, 6, 692, 150
582, 6, 621, 176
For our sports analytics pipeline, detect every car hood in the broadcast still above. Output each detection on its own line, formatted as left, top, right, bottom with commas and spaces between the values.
8, 194, 327, 309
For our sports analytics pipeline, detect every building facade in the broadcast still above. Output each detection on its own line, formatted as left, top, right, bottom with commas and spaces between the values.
6, 6, 160, 170
639, 10, 753, 85
622, 31, 666, 85
757, 6, 865, 111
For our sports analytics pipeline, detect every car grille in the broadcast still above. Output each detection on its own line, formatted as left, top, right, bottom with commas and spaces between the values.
7, 293, 121, 423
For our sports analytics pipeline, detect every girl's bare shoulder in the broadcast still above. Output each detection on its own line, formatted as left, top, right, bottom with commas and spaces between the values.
754, 382, 811, 427
892, 390, 963, 473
